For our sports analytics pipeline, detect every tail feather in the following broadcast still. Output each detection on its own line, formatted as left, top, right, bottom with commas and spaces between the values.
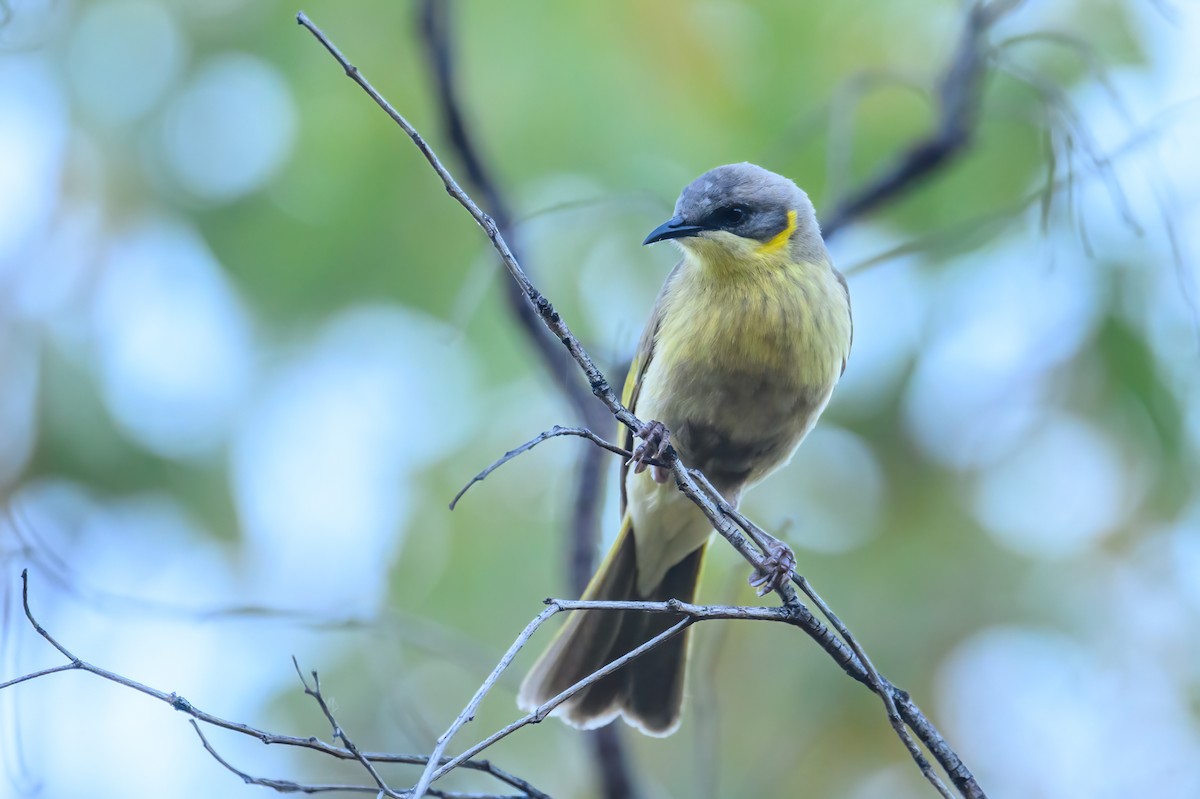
517, 516, 706, 736
623, 549, 705, 733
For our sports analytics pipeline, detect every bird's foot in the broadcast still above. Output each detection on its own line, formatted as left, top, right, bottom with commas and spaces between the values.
628, 420, 672, 483
748, 540, 796, 597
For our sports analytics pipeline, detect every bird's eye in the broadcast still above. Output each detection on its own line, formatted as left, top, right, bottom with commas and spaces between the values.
710, 205, 748, 228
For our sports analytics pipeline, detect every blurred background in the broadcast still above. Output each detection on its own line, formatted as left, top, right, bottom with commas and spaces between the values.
2, 0, 1198, 797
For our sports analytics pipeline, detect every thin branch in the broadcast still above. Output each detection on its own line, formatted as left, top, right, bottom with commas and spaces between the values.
190, 720, 377, 797
292, 658, 399, 798
691, 476, 951, 798
294, 12, 984, 799
821, 0, 1025, 239
794, 570, 950, 798
449, 425, 633, 511
4, 570, 548, 799
412, 597, 796, 798
427, 615, 695, 788
409, 606, 558, 799
191, 721, 522, 799
294, 12, 635, 435
0, 662, 75, 691
458, 427, 957, 797
839, 105, 1194, 278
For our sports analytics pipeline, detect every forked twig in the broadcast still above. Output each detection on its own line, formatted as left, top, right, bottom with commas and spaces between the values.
2, 570, 548, 799
291, 657, 398, 797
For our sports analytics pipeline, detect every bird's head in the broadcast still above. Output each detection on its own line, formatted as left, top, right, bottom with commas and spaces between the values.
643, 163, 825, 267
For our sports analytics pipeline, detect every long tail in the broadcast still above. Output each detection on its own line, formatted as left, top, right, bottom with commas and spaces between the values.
517, 515, 706, 736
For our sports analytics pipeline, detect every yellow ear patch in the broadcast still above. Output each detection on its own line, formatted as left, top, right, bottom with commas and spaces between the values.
755, 209, 798, 256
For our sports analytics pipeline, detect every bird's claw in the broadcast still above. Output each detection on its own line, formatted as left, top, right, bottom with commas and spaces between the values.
627, 420, 672, 483
748, 541, 796, 596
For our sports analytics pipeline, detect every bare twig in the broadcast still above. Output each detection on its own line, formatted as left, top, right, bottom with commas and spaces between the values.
294, 11, 984, 798
839, 106, 1194, 278
191, 721, 522, 798
426, 613, 695, 789
3, 570, 548, 799
450, 425, 634, 511
412, 3, 623, 720
0, 661, 75, 691
821, 0, 1025, 239
410, 597, 807, 797
293, 13, 637, 433
409, 606, 558, 799
292, 657, 399, 797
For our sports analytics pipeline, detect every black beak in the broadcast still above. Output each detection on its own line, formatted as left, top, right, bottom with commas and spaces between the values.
643, 216, 705, 245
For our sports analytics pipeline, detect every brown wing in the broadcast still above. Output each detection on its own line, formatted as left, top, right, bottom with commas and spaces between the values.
618, 262, 681, 516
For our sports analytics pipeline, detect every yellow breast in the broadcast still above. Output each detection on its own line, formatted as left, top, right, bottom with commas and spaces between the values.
654, 245, 849, 401
633, 241, 851, 491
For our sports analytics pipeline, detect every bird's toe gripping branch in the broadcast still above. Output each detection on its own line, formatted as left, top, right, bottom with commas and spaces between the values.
748, 540, 797, 597
629, 420, 673, 484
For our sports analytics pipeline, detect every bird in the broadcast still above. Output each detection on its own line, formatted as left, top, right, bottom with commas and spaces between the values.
517, 162, 853, 736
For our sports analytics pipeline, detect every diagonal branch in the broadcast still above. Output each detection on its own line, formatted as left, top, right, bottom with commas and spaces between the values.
294, 11, 984, 799
414, 0, 609, 436
385, 18, 642, 796
412, 10, 619, 710
452, 420, 943, 793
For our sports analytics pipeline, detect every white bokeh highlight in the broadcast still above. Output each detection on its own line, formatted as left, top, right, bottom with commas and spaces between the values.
66, 1, 186, 126
971, 414, 1136, 558
938, 626, 1200, 799
902, 234, 1103, 470
232, 305, 478, 613
0, 56, 68, 266
159, 52, 296, 201
748, 425, 885, 553
91, 217, 255, 459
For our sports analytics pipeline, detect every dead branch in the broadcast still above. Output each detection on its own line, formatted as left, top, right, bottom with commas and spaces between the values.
821, 0, 1025, 239
189, 721, 520, 799
1, 570, 548, 799
449, 425, 635, 511
291, 657, 399, 797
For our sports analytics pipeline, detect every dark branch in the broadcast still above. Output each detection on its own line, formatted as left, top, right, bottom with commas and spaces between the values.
414, 0, 610, 436
821, 0, 1024, 238
413, 6, 633, 793
413, 0, 613, 593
